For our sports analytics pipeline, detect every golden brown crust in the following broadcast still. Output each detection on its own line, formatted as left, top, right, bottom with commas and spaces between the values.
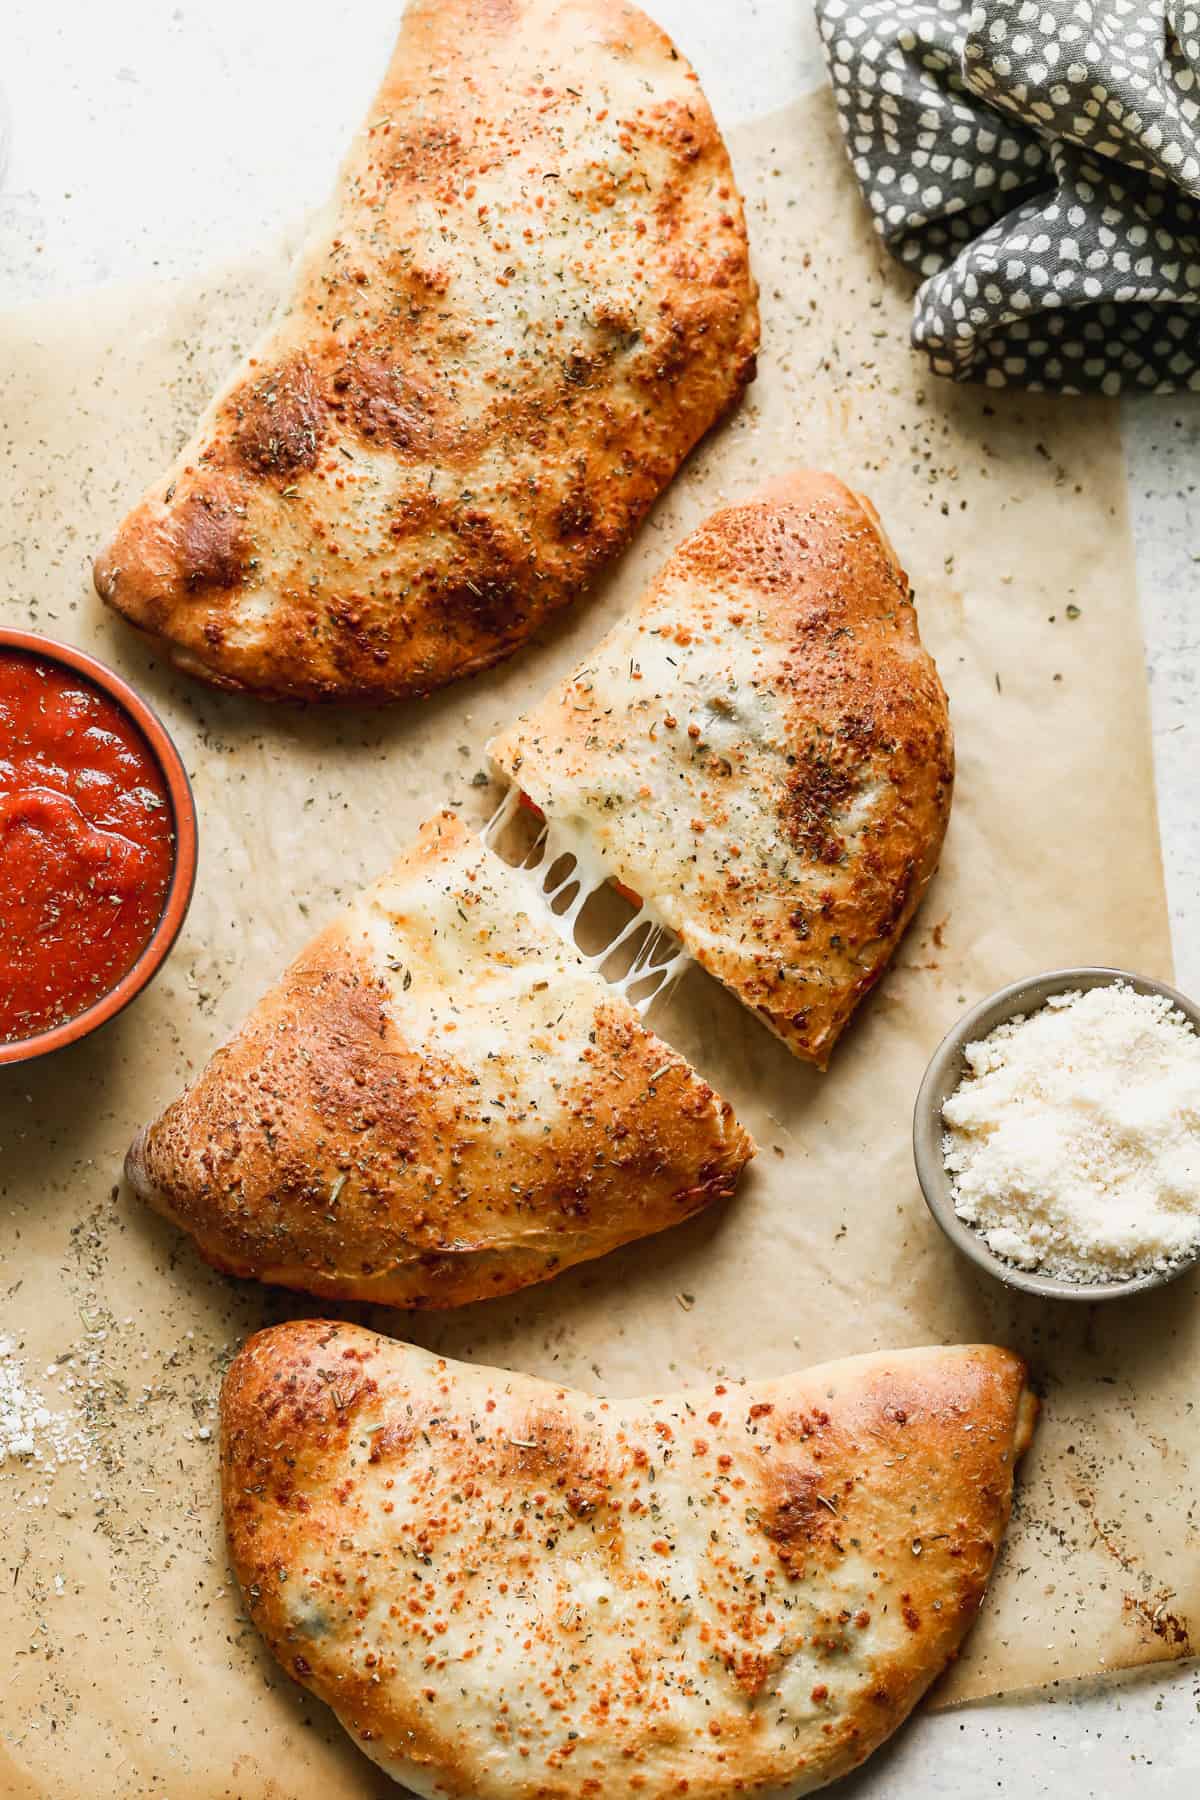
127, 812, 752, 1306
488, 471, 953, 1065
93, 0, 759, 701
221, 1324, 1034, 1798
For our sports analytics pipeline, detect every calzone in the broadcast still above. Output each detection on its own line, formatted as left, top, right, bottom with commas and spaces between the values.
489, 472, 953, 1065
94, 0, 758, 700
222, 1322, 1035, 1797
126, 811, 751, 1306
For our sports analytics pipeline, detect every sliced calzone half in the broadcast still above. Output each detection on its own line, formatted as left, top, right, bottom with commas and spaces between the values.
93, 0, 758, 701
223, 1322, 1036, 1799
488, 472, 953, 1066
126, 811, 751, 1306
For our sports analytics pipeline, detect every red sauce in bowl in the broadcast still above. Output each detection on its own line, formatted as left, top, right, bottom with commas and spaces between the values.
0, 649, 176, 1043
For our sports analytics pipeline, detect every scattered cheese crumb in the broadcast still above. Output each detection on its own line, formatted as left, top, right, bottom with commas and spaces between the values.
0, 1337, 87, 1467
942, 983, 1200, 1282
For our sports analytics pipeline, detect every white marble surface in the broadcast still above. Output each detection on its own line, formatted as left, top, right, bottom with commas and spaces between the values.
2, 1, 1197, 1793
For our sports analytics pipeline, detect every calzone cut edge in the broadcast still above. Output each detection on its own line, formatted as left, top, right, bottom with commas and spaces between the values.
94, 0, 759, 700
222, 1324, 1036, 1799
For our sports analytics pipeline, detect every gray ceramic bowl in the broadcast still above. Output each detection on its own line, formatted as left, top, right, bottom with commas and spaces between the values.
913, 966, 1200, 1302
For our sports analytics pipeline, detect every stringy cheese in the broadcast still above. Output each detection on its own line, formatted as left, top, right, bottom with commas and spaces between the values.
942, 983, 1200, 1282
482, 787, 688, 1013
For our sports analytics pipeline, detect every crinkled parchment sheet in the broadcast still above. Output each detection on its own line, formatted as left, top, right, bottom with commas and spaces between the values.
1, 88, 1195, 1800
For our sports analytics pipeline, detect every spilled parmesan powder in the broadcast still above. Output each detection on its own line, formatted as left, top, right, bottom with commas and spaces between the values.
942, 983, 1200, 1282
0, 1336, 86, 1468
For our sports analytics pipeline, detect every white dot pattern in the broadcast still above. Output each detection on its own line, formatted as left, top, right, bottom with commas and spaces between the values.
816, 0, 1200, 390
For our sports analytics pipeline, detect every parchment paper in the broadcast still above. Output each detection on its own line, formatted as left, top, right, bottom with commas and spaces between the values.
1, 90, 1195, 1799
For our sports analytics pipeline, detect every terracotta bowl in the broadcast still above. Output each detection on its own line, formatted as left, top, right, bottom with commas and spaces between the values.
0, 630, 197, 1066
913, 966, 1200, 1302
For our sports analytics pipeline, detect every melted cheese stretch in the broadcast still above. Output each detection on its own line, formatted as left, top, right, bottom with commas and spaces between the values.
482, 785, 689, 1017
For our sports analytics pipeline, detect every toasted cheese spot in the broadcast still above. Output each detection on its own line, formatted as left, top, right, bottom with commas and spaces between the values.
760, 1465, 835, 1573
327, 352, 446, 458
172, 489, 250, 593
229, 357, 325, 477
784, 747, 859, 865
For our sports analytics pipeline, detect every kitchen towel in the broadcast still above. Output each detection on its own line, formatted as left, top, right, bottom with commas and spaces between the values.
816, 0, 1200, 391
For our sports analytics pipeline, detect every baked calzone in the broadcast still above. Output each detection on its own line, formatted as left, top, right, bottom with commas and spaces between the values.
94, 0, 758, 700
223, 1323, 1035, 1797
489, 472, 953, 1065
126, 811, 751, 1306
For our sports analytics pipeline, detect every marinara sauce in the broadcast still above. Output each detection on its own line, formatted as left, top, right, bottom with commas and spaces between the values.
0, 649, 175, 1042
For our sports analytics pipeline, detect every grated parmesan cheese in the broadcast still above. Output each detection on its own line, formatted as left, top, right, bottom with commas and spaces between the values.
941, 983, 1200, 1282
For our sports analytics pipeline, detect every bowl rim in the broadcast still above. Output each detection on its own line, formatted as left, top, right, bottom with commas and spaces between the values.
913, 964, 1200, 1303
0, 629, 197, 1066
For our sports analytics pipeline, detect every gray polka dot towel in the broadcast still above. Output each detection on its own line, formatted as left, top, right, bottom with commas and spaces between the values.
815, 0, 1200, 391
